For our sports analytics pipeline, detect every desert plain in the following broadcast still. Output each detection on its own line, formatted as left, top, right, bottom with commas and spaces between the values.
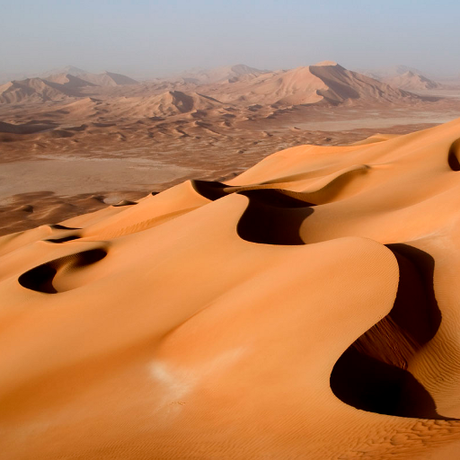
2, 61, 460, 458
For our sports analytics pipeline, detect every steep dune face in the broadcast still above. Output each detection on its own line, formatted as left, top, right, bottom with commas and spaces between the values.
3, 119, 460, 458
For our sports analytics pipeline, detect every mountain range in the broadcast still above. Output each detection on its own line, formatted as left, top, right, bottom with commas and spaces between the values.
0, 61, 435, 108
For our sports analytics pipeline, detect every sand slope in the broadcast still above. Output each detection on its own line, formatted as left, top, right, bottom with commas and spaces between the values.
2, 119, 460, 458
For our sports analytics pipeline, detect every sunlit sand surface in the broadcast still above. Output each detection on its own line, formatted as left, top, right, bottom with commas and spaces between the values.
2, 117, 460, 458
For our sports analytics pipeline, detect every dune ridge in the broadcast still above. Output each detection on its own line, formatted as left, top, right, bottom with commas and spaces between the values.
2, 118, 460, 458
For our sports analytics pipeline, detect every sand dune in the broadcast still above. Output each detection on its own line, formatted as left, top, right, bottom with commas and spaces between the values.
205, 61, 419, 106
53, 90, 228, 120
124, 90, 224, 117
1, 117, 460, 458
47, 96, 102, 117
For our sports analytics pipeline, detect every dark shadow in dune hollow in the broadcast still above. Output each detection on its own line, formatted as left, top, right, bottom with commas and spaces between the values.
50, 224, 81, 231
18, 248, 107, 294
236, 190, 314, 245
330, 244, 453, 419
448, 138, 460, 171
19, 264, 58, 294
112, 200, 137, 207
45, 235, 81, 243
191, 180, 229, 201
192, 180, 315, 245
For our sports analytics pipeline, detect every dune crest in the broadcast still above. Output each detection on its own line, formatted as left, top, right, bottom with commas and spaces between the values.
2, 118, 460, 458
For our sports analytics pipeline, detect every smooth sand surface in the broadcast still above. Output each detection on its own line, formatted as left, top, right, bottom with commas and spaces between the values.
2, 118, 460, 458
0, 156, 196, 200
291, 112, 458, 131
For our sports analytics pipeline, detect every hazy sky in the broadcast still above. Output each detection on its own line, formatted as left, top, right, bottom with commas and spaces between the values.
1, 0, 459, 78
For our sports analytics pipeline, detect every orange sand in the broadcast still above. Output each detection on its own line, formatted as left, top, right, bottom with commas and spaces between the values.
2, 119, 460, 458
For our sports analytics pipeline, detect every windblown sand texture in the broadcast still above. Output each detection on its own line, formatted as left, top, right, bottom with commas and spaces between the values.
2, 118, 460, 459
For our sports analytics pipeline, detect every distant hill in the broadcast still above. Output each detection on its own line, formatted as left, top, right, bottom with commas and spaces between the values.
0, 77, 80, 104
44, 73, 97, 89
77, 71, 139, 87
43, 68, 139, 87
0, 72, 31, 85
0, 66, 89, 85
0, 66, 141, 103
382, 71, 442, 91
41, 66, 89, 78
0, 62, 436, 107
172, 64, 269, 84
360, 65, 426, 80
206, 61, 419, 106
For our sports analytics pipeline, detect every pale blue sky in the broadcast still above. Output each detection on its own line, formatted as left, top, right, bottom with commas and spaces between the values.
0, 0, 459, 78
